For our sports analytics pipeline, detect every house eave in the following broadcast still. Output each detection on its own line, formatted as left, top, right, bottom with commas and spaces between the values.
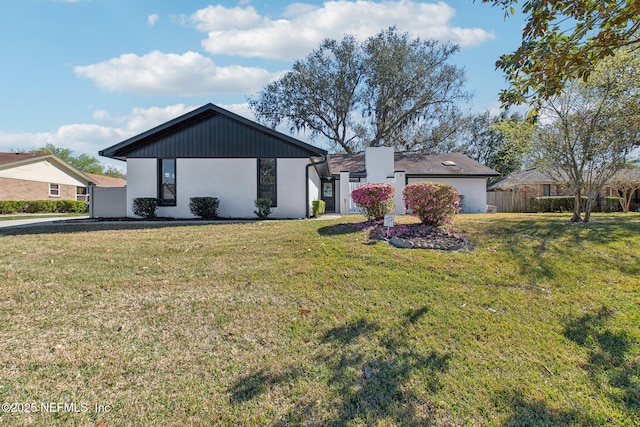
100, 103, 327, 161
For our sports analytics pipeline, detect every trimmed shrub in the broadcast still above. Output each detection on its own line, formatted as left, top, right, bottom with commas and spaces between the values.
351, 183, 395, 221
189, 197, 220, 219
24, 200, 57, 213
530, 196, 587, 213
254, 198, 272, 219
532, 196, 623, 213
0, 200, 24, 214
132, 197, 158, 219
0, 200, 87, 214
403, 182, 461, 227
56, 200, 88, 213
312, 200, 326, 216
602, 197, 622, 213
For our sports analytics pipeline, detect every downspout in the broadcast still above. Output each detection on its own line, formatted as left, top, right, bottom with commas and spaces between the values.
305, 155, 328, 218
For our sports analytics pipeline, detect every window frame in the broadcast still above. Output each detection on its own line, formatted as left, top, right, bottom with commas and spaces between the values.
543, 184, 551, 197
49, 183, 60, 197
257, 158, 277, 207
158, 158, 177, 206
76, 186, 88, 202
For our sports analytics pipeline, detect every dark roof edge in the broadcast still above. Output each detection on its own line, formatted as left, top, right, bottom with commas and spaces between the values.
100, 103, 327, 160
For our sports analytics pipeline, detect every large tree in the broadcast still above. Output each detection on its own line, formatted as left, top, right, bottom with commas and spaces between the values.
458, 111, 533, 179
249, 35, 363, 153
532, 49, 640, 222
479, 0, 640, 110
248, 27, 470, 153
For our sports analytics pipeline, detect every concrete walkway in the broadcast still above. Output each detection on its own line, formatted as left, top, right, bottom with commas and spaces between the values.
0, 213, 341, 229
0, 216, 89, 229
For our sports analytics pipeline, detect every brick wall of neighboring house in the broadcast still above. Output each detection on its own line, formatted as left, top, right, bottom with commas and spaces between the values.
0, 177, 80, 201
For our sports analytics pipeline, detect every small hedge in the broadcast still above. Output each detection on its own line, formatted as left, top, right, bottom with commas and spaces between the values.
312, 200, 326, 216
531, 196, 586, 213
0, 200, 88, 214
132, 198, 158, 219
602, 197, 623, 213
530, 196, 622, 213
189, 197, 220, 219
254, 198, 272, 219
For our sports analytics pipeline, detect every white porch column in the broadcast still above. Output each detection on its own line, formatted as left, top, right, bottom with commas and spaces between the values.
394, 170, 406, 215
339, 171, 350, 214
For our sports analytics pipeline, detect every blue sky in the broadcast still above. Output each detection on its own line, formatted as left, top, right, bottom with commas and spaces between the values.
0, 0, 525, 168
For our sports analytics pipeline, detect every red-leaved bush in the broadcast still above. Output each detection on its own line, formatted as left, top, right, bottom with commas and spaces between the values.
351, 183, 395, 220
403, 182, 460, 227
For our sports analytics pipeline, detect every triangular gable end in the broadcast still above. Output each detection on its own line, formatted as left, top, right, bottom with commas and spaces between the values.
100, 104, 327, 161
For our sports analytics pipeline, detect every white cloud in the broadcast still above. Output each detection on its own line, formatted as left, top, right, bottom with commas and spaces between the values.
74, 50, 279, 96
190, 5, 264, 32
148, 13, 160, 26
192, 0, 495, 60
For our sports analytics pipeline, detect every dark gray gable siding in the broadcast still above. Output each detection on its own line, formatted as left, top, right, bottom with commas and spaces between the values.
100, 104, 327, 160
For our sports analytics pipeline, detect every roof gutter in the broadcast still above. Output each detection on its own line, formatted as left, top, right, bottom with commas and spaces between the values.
305, 154, 328, 218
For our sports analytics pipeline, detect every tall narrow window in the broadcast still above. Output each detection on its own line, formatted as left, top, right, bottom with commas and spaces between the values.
543, 184, 551, 197
258, 158, 276, 207
158, 159, 176, 206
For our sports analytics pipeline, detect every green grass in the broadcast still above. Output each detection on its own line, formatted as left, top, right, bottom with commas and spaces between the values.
0, 213, 638, 426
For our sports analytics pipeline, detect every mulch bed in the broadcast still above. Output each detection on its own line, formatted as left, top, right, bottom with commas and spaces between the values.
353, 220, 472, 251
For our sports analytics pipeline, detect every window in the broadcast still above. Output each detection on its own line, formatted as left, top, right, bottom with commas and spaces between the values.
49, 183, 60, 197
76, 186, 88, 202
258, 158, 276, 207
158, 159, 176, 206
543, 184, 551, 197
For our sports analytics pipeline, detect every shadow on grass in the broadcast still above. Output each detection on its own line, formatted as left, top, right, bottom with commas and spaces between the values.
493, 306, 639, 425
316, 222, 362, 236
321, 318, 380, 345
0, 219, 250, 236
481, 215, 640, 279
563, 306, 640, 412
493, 389, 602, 426
229, 368, 303, 403
228, 307, 451, 425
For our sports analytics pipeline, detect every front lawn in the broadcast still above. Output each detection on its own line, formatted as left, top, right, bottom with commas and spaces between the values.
0, 213, 638, 426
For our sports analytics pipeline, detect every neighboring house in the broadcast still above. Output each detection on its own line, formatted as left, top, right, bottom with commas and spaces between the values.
85, 172, 126, 188
327, 148, 499, 214
99, 103, 330, 219
487, 167, 640, 212
0, 152, 96, 202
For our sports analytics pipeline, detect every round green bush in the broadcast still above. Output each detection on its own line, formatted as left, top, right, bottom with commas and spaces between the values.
189, 197, 220, 219
132, 198, 158, 219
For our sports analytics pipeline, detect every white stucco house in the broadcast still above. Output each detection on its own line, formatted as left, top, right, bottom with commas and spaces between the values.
326, 147, 500, 214
99, 103, 498, 219
99, 103, 330, 219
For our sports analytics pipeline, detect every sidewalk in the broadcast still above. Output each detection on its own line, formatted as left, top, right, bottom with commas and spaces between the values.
0, 216, 89, 229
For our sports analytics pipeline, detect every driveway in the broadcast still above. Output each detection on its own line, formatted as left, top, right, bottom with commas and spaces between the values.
0, 216, 89, 229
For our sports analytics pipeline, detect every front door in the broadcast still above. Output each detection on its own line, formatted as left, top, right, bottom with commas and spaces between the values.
321, 179, 335, 212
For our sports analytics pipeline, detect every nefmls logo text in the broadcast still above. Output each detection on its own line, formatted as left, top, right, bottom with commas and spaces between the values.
41, 402, 88, 413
